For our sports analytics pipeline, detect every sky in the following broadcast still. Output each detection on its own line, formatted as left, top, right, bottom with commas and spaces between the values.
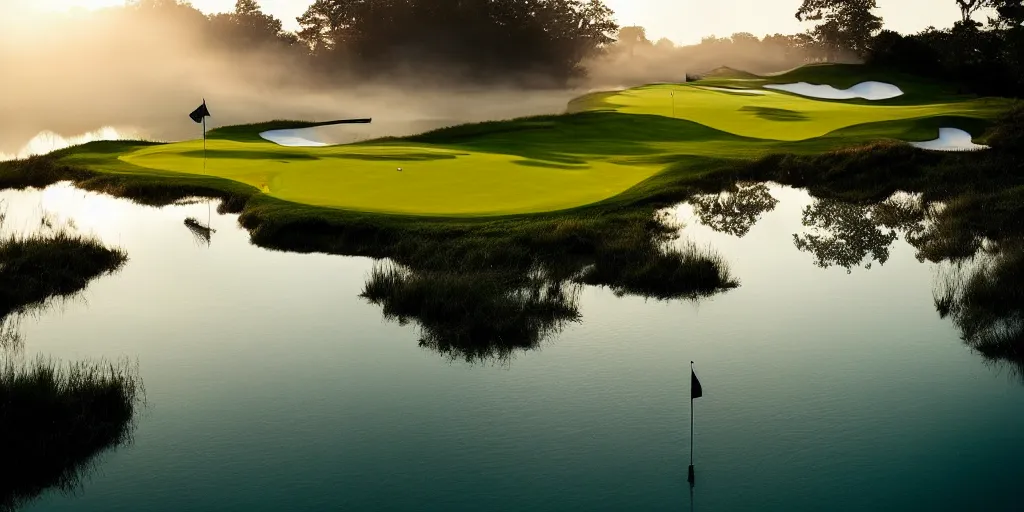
29, 0, 971, 45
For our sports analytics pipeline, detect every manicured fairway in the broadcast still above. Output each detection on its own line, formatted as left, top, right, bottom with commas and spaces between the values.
96, 65, 1011, 216
121, 140, 663, 215
580, 84, 1000, 140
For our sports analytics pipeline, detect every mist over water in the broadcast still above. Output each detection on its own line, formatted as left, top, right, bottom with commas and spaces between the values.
0, 127, 138, 162
0, 7, 582, 154
0, 3, 822, 156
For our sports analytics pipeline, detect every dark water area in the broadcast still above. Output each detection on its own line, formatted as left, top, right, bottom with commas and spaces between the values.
2, 183, 1022, 511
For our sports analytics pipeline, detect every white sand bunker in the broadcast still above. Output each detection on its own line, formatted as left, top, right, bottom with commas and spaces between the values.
259, 128, 329, 147
910, 128, 989, 152
697, 86, 770, 95
763, 81, 904, 100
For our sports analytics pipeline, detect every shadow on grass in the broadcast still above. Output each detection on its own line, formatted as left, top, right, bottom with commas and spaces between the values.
512, 160, 587, 170
739, 106, 810, 122
178, 150, 319, 161
325, 152, 462, 162
402, 111, 754, 163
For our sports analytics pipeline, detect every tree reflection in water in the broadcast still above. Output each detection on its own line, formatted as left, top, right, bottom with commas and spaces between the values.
362, 263, 582, 365
793, 193, 926, 273
935, 243, 1024, 379
360, 208, 738, 364
786, 189, 1024, 377
688, 182, 779, 238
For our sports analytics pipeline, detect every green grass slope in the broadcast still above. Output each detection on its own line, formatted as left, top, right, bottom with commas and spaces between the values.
40, 64, 1015, 216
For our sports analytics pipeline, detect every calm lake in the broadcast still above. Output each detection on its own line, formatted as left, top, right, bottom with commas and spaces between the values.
2, 183, 1022, 512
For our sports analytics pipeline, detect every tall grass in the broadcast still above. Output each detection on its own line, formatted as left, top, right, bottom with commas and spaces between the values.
0, 210, 127, 320
0, 356, 143, 512
580, 238, 738, 300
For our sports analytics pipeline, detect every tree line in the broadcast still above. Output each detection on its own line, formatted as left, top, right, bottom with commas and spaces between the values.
127, 0, 616, 85
795, 0, 1024, 96
120, 0, 1024, 94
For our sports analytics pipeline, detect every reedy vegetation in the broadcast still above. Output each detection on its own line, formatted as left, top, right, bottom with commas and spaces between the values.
0, 207, 140, 512
0, 209, 128, 320
0, 356, 143, 512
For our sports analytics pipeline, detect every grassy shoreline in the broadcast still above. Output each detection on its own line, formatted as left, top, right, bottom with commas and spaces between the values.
1, 356, 143, 512
0, 215, 128, 320
0, 206, 139, 510
1, 65, 1020, 306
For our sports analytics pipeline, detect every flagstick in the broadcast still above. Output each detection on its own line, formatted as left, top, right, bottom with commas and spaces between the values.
689, 360, 696, 484
203, 115, 210, 228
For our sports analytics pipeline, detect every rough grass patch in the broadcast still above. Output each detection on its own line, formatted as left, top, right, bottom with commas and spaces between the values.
0, 356, 143, 512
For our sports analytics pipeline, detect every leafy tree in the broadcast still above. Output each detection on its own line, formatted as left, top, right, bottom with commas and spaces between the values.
618, 26, 650, 56
233, 0, 284, 39
654, 37, 675, 49
990, 0, 1024, 27
295, 0, 617, 83
295, 0, 359, 55
208, 0, 289, 48
795, 0, 883, 58
955, 0, 991, 23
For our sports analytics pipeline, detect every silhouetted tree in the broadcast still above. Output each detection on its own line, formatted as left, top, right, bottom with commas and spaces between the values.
795, 0, 882, 58
990, 0, 1024, 27
956, 0, 992, 23
208, 0, 291, 49
654, 37, 675, 49
618, 26, 651, 56
295, 0, 617, 83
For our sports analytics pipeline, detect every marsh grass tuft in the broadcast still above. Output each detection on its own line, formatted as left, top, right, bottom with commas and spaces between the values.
0, 356, 143, 512
0, 215, 128, 320
580, 236, 738, 300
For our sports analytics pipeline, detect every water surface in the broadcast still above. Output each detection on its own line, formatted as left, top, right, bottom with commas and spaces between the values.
3, 183, 1022, 512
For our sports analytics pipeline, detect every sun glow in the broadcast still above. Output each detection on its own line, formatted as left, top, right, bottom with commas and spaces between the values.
35, 0, 128, 11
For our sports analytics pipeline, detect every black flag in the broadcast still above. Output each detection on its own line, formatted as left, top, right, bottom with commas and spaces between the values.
189, 100, 211, 124
691, 366, 703, 400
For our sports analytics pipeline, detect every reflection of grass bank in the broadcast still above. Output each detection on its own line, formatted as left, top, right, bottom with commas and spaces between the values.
362, 233, 735, 362
1, 153, 738, 300
362, 263, 582, 363
0, 216, 127, 319
0, 210, 137, 510
1, 357, 142, 512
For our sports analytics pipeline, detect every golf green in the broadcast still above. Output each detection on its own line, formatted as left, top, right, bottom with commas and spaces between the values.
101, 65, 1009, 216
